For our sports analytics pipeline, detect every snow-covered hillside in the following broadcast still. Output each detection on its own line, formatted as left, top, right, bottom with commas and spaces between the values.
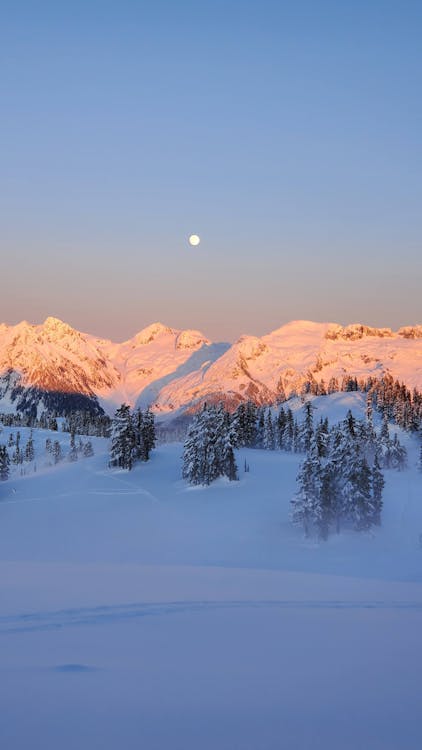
0, 317, 421, 416
0, 394, 422, 749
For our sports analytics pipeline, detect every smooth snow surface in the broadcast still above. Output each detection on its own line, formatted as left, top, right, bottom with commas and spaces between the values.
1, 401, 422, 749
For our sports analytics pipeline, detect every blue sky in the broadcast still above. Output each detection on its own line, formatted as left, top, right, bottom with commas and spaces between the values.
1, 0, 421, 341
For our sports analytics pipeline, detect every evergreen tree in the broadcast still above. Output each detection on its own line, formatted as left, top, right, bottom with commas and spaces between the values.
219, 410, 239, 481
255, 408, 265, 449
24, 432, 35, 462
0, 445, 10, 481
12, 446, 22, 465
133, 408, 146, 461
233, 403, 246, 446
83, 441, 94, 457
142, 407, 156, 459
110, 404, 136, 469
301, 401, 315, 453
263, 409, 275, 450
284, 408, 294, 451
275, 407, 286, 450
345, 409, 357, 438
182, 410, 205, 485
315, 418, 329, 458
182, 404, 238, 485
53, 440, 62, 464
371, 454, 384, 526
291, 444, 321, 538
68, 431, 78, 462
244, 401, 257, 447
347, 456, 373, 531
318, 463, 334, 541
390, 433, 407, 471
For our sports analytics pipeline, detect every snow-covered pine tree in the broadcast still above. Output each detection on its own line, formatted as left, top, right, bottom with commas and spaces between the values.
24, 432, 35, 462
182, 410, 205, 485
142, 407, 156, 459
232, 403, 246, 446
133, 408, 146, 461
325, 426, 350, 534
12, 431, 22, 465
255, 408, 265, 449
182, 405, 219, 485
345, 409, 357, 438
219, 410, 239, 481
371, 454, 384, 526
110, 404, 135, 470
182, 404, 238, 486
68, 431, 78, 462
244, 401, 257, 447
291, 442, 321, 537
53, 440, 62, 465
348, 455, 374, 531
315, 417, 329, 458
275, 407, 286, 450
82, 440, 94, 458
301, 401, 315, 453
0, 445, 10, 480
263, 409, 275, 450
389, 433, 407, 471
318, 462, 335, 540
83, 440, 94, 457
284, 408, 295, 451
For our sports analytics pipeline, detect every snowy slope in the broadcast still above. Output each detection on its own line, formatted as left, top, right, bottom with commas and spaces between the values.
1, 395, 422, 749
154, 320, 422, 412
0, 317, 421, 416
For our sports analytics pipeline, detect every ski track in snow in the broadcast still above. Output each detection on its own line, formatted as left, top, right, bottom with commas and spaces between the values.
2, 598, 422, 635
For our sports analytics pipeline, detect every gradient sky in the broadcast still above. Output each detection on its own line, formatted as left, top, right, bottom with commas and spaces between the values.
1, 0, 421, 342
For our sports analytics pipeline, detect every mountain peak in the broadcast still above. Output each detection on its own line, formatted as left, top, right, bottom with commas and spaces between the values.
133, 322, 175, 345
175, 329, 210, 350
43, 316, 71, 330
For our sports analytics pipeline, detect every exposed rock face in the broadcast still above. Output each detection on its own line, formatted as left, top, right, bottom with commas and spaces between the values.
0, 317, 421, 417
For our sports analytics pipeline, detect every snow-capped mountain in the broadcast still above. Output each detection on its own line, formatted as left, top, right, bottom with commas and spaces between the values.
0, 317, 421, 417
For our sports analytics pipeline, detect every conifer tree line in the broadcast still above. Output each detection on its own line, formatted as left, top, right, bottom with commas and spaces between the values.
0, 429, 95, 481
291, 405, 393, 540
232, 400, 313, 453
225, 399, 406, 464
182, 404, 238, 485
181, 396, 410, 491
0, 410, 111, 437
62, 411, 111, 437
299, 374, 421, 433
109, 405, 156, 470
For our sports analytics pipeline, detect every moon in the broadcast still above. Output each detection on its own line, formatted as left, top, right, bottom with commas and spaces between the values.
188, 234, 200, 247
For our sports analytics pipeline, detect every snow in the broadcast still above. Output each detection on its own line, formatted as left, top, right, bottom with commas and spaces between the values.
1, 397, 422, 748
1, 317, 421, 417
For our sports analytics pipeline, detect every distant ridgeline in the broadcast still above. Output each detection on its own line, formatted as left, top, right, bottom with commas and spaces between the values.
1, 317, 421, 424
0, 367, 108, 432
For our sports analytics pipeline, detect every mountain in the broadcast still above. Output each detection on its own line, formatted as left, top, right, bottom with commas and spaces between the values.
0, 317, 421, 418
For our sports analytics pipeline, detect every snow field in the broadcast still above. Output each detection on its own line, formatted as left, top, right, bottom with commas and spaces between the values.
1, 396, 422, 749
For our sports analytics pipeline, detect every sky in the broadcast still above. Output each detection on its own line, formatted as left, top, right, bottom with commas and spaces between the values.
1, 0, 421, 343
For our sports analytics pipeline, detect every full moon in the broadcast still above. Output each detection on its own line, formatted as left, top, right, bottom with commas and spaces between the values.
188, 234, 200, 247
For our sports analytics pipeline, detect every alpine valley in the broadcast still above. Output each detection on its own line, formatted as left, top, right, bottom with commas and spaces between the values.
0, 316, 421, 419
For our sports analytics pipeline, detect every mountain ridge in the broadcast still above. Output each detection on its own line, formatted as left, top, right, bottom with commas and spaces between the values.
0, 317, 421, 417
